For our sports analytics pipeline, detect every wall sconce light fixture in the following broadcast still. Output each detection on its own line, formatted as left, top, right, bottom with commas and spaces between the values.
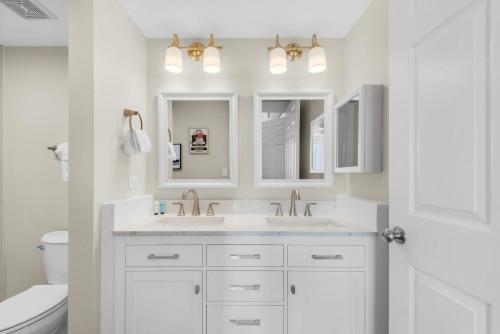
267, 34, 326, 74
164, 33, 222, 74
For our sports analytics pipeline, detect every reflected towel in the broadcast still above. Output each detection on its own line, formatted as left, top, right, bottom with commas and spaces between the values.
125, 129, 151, 155
168, 142, 177, 160
54, 142, 69, 182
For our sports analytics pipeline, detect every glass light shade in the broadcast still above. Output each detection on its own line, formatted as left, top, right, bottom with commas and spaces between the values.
203, 46, 221, 73
308, 46, 327, 73
269, 47, 287, 74
164, 46, 183, 73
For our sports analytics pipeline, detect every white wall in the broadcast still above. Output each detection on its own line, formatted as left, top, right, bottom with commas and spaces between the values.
147, 38, 349, 200
343, 0, 389, 201
68, 0, 147, 332
1, 47, 68, 299
0, 46, 4, 301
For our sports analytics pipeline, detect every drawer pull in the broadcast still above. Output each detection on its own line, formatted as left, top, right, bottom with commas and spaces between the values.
229, 284, 261, 291
291, 284, 296, 294
147, 254, 180, 260
194, 284, 200, 295
311, 254, 344, 260
229, 254, 261, 260
230, 319, 261, 326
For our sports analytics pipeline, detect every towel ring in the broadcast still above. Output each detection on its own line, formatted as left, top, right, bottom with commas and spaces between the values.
123, 109, 143, 130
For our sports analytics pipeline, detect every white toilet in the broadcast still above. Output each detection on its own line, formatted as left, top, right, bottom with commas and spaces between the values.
0, 231, 68, 334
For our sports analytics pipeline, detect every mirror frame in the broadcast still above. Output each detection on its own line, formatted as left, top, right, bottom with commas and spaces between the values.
253, 92, 334, 188
157, 92, 239, 188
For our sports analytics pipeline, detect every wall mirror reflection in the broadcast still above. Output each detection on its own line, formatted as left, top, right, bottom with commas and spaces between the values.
254, 93, 333, 188
158, 93, 238, 188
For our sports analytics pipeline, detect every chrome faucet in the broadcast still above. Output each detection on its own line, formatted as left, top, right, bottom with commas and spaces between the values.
289, 189, 301, 216
181, 188, 200, 216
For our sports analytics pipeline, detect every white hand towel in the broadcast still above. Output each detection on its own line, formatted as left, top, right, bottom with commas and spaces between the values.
54, 142, 69, 182
125, 129, 151, 155
168, 142, 177, 160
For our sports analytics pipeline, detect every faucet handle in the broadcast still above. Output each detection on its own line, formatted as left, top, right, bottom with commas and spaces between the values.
172, 202, 185, 216
207, 202, 220, 216
271, 203, 284, 216
304, 202, 317, 216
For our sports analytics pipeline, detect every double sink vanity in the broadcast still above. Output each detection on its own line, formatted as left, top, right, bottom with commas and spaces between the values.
100, 194, 388, 334
100, 86, 386, 333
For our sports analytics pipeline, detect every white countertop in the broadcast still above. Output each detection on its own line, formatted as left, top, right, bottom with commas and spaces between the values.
113, 213, 377, 236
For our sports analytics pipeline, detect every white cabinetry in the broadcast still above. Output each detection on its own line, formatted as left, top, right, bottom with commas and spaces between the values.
106, 237, 386, 334
125, 271, 202, 334
288, 271, 365, 334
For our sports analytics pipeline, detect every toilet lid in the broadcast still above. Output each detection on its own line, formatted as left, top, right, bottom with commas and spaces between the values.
0, 285, 67, 331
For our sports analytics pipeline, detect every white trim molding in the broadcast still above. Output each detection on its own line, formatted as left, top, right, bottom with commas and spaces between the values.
253, 92, 334, 188
157, 92, 239, 188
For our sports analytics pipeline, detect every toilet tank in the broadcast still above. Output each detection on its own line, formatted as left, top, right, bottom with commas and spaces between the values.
40, 231, 68, 285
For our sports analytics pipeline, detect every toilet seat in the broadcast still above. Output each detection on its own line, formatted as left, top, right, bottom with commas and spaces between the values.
0, 285, 67, 333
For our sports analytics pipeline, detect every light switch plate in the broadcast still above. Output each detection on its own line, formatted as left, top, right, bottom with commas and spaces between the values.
128, 176, 139, 189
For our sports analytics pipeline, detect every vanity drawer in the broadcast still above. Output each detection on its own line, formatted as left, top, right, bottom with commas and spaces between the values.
207, 245, 284, 267
207, 270, 284, 302
207, 306, 284, 334
125, 245, 202, 267
287, 245, 365, 268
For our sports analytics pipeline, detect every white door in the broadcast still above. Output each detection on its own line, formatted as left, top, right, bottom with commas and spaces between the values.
125, 271, 202, 334
285, 100, 300, 179
262, 117, 286, 179
389, 0, 500, 334
288, 271, 364, 334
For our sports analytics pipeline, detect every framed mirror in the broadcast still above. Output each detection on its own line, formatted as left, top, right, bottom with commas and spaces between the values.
253, 92, 334, 188
158, 92, 238, 188
334, 84, 383, 173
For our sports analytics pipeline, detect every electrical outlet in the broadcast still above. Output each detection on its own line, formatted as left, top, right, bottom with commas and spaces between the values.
128, 176, 139, 189
222, 168, 228, 177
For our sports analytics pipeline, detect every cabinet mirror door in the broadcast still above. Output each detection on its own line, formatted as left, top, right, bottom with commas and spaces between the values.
158, 93, 238, 188
254, 92, 334, 188
334, 84, 383, 173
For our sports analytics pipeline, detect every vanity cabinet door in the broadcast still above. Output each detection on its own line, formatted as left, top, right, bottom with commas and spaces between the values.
125, 271, 202, 334
288, 271, 364, 334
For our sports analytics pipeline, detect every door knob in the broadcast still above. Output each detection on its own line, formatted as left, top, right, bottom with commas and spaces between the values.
381, 226, 406, 244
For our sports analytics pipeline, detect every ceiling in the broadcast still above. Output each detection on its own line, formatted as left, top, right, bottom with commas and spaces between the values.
0, 0, 371, 45
0, 0, 67, 46
120, 0, 372, 38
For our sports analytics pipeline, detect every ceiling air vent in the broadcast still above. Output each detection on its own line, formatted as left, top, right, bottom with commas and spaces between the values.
0, 0, 57, 19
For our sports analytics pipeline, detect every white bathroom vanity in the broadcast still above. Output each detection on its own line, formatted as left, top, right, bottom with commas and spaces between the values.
100, 196, 388, 334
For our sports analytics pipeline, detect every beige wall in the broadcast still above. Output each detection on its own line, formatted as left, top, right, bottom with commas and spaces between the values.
343, 0, 389, 201
147, 38, 348, 200
171, 100, 230, 179
299, 100, 324, 180
1, 47, 68, 299
68, 0, 147, 332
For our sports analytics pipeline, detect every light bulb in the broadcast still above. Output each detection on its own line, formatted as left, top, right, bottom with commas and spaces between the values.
269, 47, 287, 74
164, 46, 183, 73
308, 46, 326, 73
203, 46, 221, 73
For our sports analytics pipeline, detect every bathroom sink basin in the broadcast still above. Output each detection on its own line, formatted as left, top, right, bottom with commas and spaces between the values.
265, 216, 339, 227
158, 216, 225, 225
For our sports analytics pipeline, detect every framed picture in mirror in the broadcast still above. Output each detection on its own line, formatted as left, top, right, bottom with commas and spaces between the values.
189, 128, 209, 154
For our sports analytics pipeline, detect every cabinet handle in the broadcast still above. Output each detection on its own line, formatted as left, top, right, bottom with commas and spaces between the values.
291, 284, 296, 294
147, 254, 180, 260
229, 254, 261, 260
194, 284, 200, 295
311, 254, 344, 260
230, 319, 261, 326
229, 284, 261, 291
